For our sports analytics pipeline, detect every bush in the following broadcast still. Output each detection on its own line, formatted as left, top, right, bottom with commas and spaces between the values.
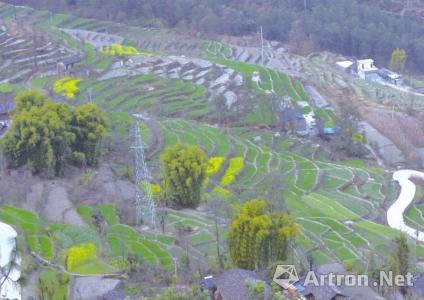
206, 156, 224, 176
0, 83, 12, 93
66, 243, 97, 271
70, 151, 86, 166
2, 90, 108, 176
141, 181, 162, 200
212, 186, 232, 199
53, 77, 82, 99
221, 156, 244, 186
101, 43, 153, 56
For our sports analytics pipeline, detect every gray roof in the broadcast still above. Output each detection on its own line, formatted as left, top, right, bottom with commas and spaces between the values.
215, 269, 271, 300
378, 68, 402, 79
61, 54, 82, 65
303, 280, 346, 299
302, 264, 385, 300
99, 290, 126, 300
412, 274, 424, 298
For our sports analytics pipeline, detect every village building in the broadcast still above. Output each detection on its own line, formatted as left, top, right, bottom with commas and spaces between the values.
378, 68, 403, 86
335, 60, 354, 74
57, 54, 83, 75
303, 282, 347, 300
294, 263, 386, 300
356, 59, 379, 81
201, 269, 272, 300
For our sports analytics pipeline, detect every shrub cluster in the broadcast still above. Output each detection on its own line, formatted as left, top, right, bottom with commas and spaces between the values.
221, 156, 244, 186
66, 243, 97, 271
206, 156, 224, 176
2, 90, 108, 176
140, 181, 162, 200
101, 44, 139, 56
212, 186, 232, 199
53, 77, 82, 99
0, 83, 12, 93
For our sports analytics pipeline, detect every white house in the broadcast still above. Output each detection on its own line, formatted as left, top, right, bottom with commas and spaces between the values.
335, 60, 354, 73
356, 59, 379, 81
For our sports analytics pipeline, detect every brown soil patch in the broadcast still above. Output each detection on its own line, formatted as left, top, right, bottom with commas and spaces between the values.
360, 107, 424, 167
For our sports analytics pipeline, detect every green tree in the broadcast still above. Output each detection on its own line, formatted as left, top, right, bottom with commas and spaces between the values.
2, 89, 107, 176
390, 48, 407, 72
160, 144, 208, 208
70, 103, 108, 167
228, 199, 300, 270
391, 234, 410, 295
3, 90, 74, 176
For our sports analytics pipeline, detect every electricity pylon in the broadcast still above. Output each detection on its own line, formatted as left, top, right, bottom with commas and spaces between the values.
132, 114, 157, 230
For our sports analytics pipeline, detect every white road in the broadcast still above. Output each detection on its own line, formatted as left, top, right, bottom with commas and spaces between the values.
388, 170, 424, 242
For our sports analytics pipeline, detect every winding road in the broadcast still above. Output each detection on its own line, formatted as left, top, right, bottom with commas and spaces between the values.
388, 170, 424, 242
0, 222, 21, 299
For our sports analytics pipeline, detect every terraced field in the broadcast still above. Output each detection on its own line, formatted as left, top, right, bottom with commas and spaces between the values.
77, 203, 226, 270
0, 2, 203, 58
205, 41, 337, 128
1, 2, 422, 279
153, 117, 419, 268
204, 40, 306, 78
0, 203, 186, 273
74, 74, 210, 120
0, 26, 76, 83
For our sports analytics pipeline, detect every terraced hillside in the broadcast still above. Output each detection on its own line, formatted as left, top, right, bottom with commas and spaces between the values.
151, 117, 413, 268
0, 26, 76, 83
2, 4, 424, 296
0, 203, 204, 273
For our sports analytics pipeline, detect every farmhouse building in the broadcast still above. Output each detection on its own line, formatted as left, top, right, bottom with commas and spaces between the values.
378, 68, 403, 86
356, 59, 379, 81
303, 282, 347, 300
335, 60, 354, 73
201, 269, 272, 300
57, 54, 83, 74
298, 263, 386, 300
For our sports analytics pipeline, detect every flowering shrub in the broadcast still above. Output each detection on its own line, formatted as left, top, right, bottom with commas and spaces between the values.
213, 186, 232, 199
66, 243, 97, 271
101, 43, 154, 56
53, 77, 82, 99
221, 156, 244, 186
140, 181, 162, 199
206, 157, 224, 176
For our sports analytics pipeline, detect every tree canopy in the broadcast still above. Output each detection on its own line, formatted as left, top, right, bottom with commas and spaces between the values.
2, 89, 108, 176
228, 199, 300, 270
160, 144, 208, 208
390, 48, 407, 72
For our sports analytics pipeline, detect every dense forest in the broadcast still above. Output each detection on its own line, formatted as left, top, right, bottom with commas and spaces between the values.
9, 0, 424, 72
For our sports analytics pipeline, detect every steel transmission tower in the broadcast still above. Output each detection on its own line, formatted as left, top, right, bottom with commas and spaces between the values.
132, 114, 157, 230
